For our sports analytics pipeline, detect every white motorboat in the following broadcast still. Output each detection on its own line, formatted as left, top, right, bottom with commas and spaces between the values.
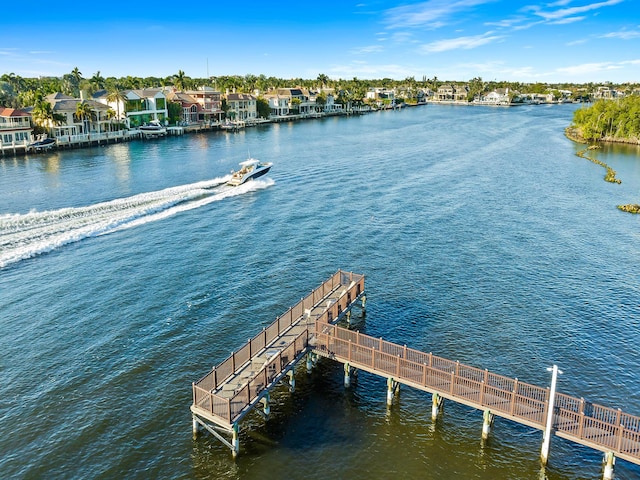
227, 158, 272, 186
139, 120, 167, 137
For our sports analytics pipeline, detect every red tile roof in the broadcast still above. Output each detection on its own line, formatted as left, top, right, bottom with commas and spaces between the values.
0, 107, 31, 117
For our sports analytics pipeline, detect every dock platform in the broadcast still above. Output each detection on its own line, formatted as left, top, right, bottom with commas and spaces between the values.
191, 270, 365, 451
191, 270, 639, 478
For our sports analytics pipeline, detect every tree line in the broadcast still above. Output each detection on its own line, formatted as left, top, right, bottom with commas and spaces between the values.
571, 96, 640, 142
2, 68, 639, 110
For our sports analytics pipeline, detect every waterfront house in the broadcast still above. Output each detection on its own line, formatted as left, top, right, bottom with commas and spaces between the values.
121, 88, 168, 128
42, 93, 112, 139
166, 91, 201, 124
0, 107, 33, 153
264, 93, 290, 117
437, 84, 455, 101
474, 88, 512, 105
184, 86, 224, 125
225, 92, 257, 121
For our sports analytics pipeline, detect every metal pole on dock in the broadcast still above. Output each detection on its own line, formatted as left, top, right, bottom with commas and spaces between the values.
541, 364, 562, 465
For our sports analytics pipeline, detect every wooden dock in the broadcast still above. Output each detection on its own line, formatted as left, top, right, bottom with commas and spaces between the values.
191, 271, 639, 478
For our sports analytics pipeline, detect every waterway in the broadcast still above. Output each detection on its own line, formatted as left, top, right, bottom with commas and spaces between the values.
1, 104, 639, 479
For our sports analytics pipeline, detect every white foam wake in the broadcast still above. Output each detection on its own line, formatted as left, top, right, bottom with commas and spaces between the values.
0, 177, 274, 268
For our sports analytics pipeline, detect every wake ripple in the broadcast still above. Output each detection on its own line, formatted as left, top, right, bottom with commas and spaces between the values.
0, 176, 274, 268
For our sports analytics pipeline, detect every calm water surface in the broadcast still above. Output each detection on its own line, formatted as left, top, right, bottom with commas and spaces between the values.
1, 104, 639, 479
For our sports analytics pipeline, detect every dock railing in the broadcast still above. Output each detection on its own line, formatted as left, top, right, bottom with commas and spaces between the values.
314, 323, 640, 463
192, 270, 365, 425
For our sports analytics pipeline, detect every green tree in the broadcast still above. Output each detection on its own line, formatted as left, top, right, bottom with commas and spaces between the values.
256, 97, 271, 118
106, 88, 126, 122
75, 100, 96, 134
174, 70, 186, 91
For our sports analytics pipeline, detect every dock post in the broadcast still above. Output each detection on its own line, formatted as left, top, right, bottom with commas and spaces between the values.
260, 392, 271, 419
232, 423, 240, 458
432, 393, 443, 420
287, 368, 296, 392
361, 295, 367, 312
602, 452, 615, 480
192, 415, 199, 437
541, 365, 562, 465
481, 410, 494, 440
346, 310, 351, 325
306, 352, 314, 373
387, 377, 399, 406
344, 363, 351, 388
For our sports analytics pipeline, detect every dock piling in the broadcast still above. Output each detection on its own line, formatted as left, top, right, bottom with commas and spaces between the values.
387, 378, 399, 406
232, 423, 240, 458
344, 363, 351, 388
432, 393, 444, 420
603, 452, 615, 480
482, 410, 494, 440
287, 368, 296, 392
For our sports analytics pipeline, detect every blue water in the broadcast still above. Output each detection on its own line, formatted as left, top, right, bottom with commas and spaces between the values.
1, 104, 639, 479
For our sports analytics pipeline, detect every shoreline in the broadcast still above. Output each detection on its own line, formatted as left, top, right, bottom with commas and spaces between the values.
565, 128, 640, 214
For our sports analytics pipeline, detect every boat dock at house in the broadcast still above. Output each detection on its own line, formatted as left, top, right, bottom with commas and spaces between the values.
191, 270, 639, 479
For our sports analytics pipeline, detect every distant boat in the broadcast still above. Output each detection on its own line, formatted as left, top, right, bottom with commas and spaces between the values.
139, 120, 167, 137
28, 135, 56, 151
227, 158, 272, 186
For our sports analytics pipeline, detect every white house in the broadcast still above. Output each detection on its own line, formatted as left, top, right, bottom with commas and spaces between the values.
225, 93, 257, 121
0, 107, 33, 153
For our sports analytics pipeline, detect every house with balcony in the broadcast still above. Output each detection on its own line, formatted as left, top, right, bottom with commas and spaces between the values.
0, 107, 33, 153
225, 93, 257, 121
119, 88, 168, 128
264, 93, 290, 117
474, 88, 512, 105
437, 84, 469, 102
42, 93, 112, 141
185, 86, 224, 125
167, 91, 201, 124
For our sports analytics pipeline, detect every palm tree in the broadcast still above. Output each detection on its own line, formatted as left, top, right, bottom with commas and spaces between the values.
174, 70, 186, 91
106, 88, 126, 127
317, 73, 329, 89
31, 99, 66, 135
89, 71, 105, 92
71, 67, 82, 84
75, 101, 95, 134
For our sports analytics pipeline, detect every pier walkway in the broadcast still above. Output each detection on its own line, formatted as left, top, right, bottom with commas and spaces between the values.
191, 271, 639, 478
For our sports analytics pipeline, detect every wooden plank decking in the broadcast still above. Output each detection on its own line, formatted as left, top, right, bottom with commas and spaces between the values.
191, 270, 639, 469
191, 270, 365, 430
313, 322, 640, 466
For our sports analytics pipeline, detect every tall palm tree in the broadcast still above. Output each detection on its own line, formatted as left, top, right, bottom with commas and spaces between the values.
31, 99, 65, 134
89, 71, 105, 92
174, 70, 186, 91
106, 88, 126, 126
75, 101, 95, 134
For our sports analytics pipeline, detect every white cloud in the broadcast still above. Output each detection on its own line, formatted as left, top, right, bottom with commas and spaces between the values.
420, 32, 505, 52
350, 45, 385, 54
599, 29, 640, 39
384, 0, 496, 29
556, 61, 623, 75
526, 0, 623, 21
566, 38, 588, 45
549, 16, 586, 24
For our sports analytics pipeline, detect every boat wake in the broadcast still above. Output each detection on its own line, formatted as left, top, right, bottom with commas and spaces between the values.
0, 176, 274, 269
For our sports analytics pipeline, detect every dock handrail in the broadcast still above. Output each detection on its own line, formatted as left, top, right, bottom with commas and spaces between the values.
192, 270, 365, 425
314, 322, 640, 463
192, 328, 310, 423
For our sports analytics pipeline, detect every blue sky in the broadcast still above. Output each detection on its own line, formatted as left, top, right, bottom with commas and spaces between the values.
1, 0, 638, 83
